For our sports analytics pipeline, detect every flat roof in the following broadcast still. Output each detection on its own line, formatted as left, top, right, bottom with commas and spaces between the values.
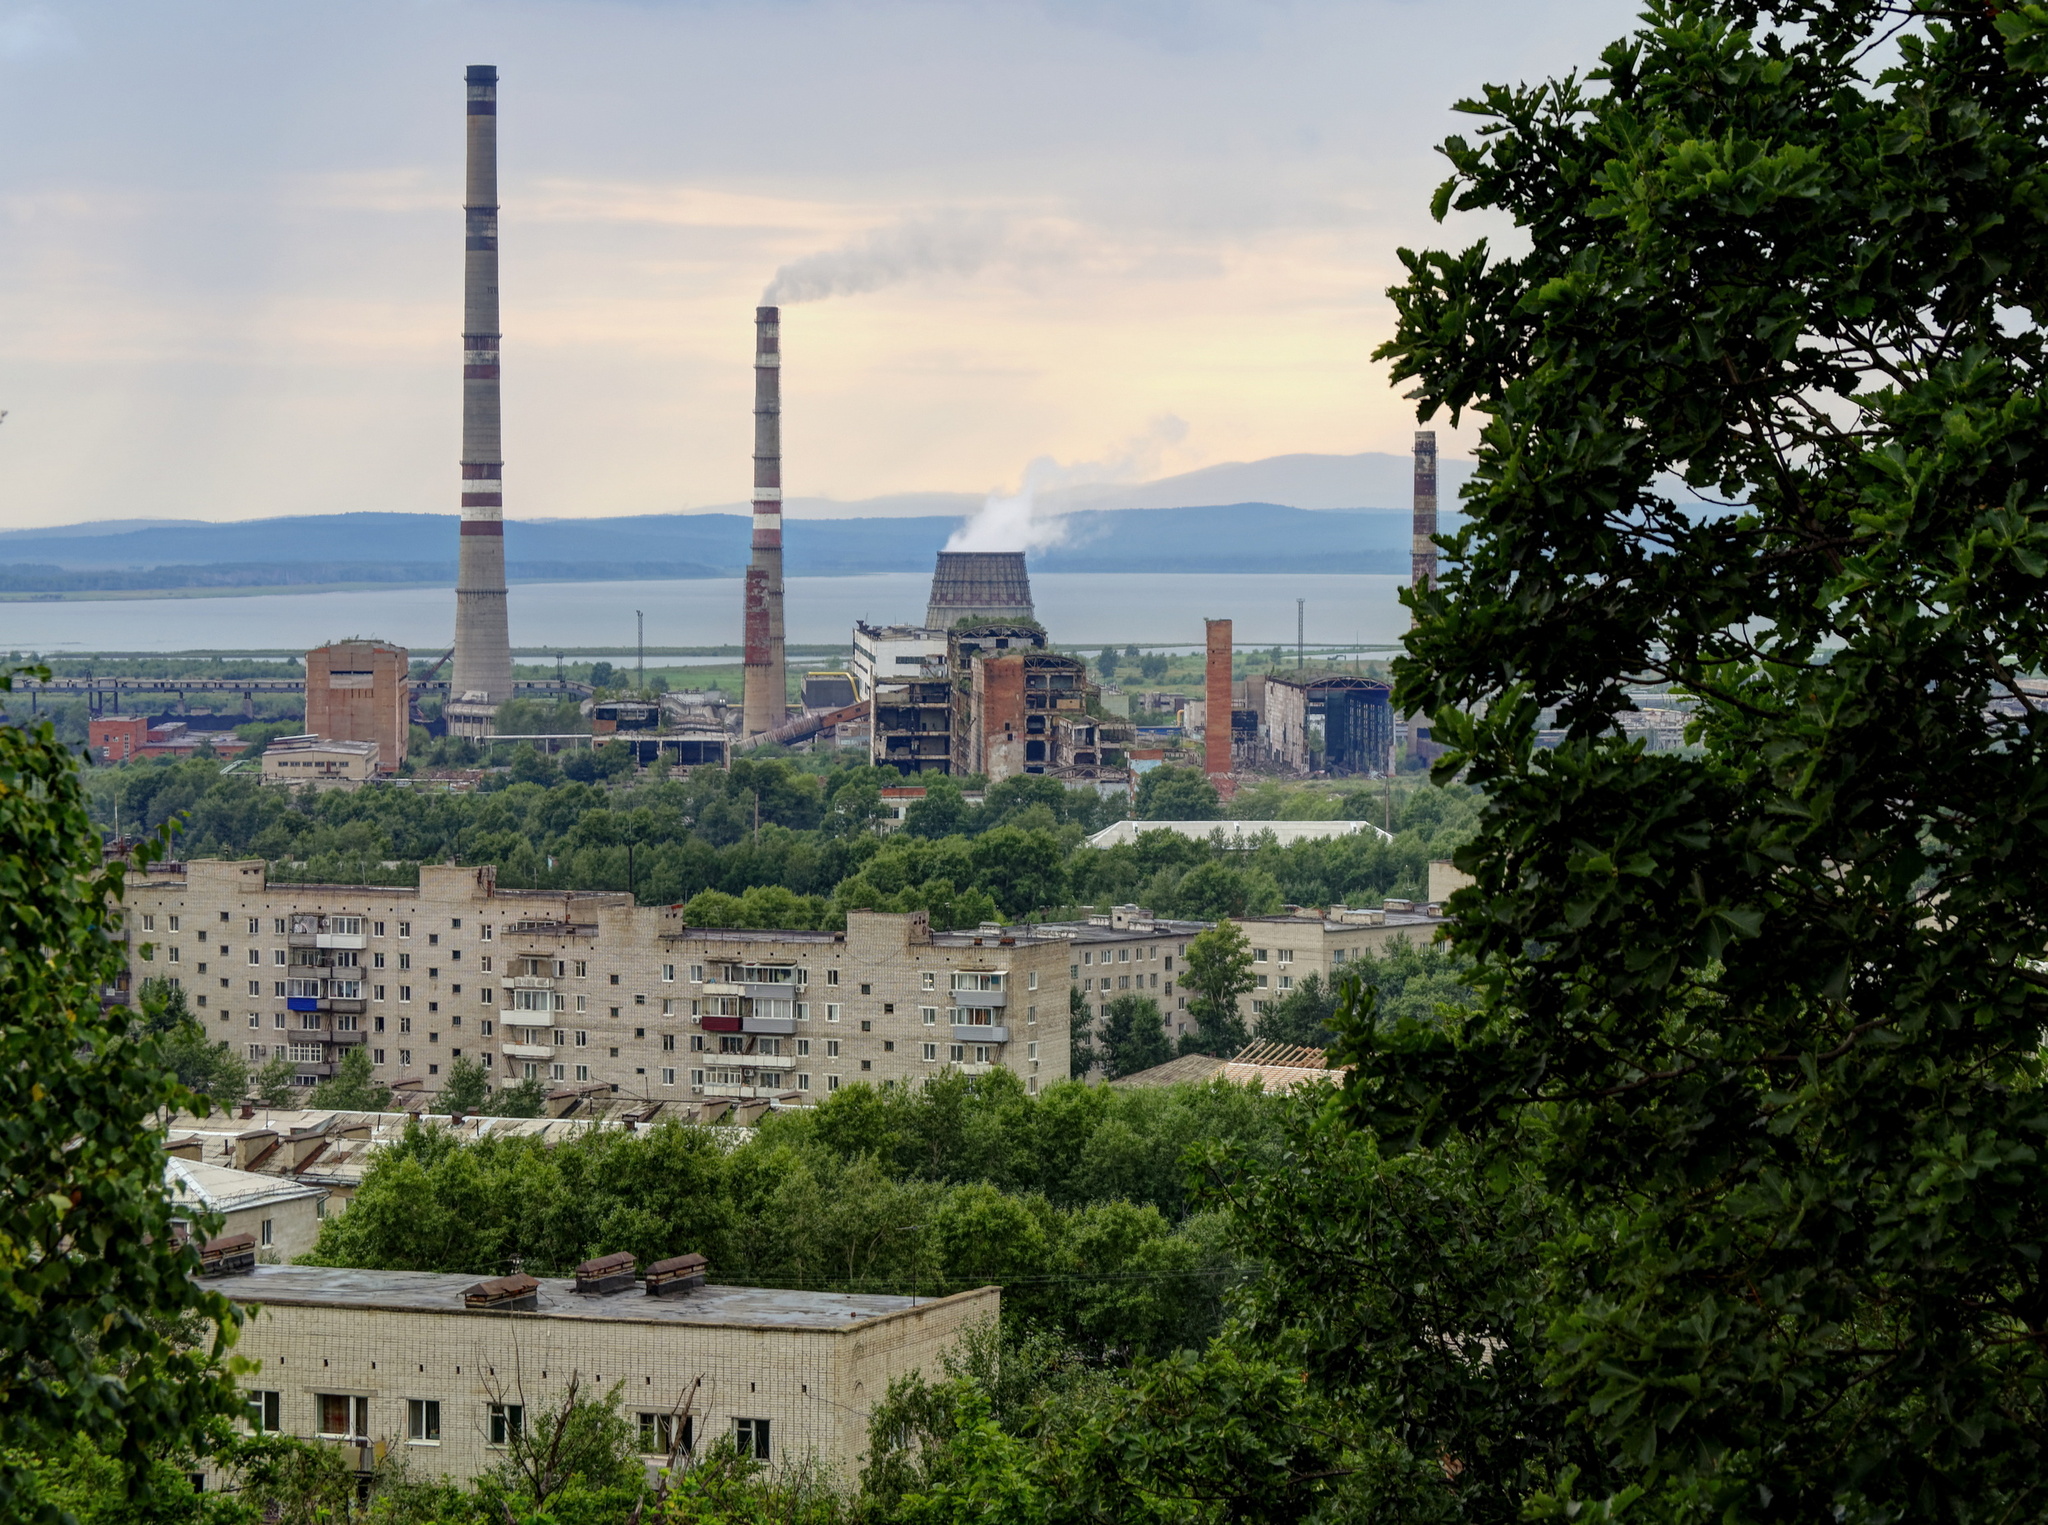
213, 1264, 935, 1330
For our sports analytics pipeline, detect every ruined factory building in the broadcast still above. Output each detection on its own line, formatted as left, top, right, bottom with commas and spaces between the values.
205, 1263, 997, 1490
1082, 819, 1394, 849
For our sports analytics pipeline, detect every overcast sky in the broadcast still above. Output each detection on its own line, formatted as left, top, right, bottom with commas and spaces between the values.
0, 0, 1639, 527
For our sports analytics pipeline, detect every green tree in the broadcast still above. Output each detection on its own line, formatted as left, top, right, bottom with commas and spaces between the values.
1178, 921, 1252, 1058
250, 1054, 298, 1108
903, 777, 972, 839
1134, 765, 1220, 821
437, 1055, 491, 1115
967, 828, 1067, 918
1067, 985, 1097, 1079
1346, 3, 2048, 1518
308, 1044, 392, 1112
1096, 994, 1172, 1080
1252, 971, 1337, 1049
490, 1075, 549, 1118
0, 671, 244, 1517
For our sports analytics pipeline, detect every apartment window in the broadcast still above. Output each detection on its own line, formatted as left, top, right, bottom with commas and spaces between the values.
259, 1218, 273, 1247
273, 949, 286, 965
826, 1004, 841, 1022
1027, 1006, 1037, 1025
1117, 949, 1129, 964
1028, 1075, 1038, 1094
408, 1399, 441, 1443
489, 1404, 523, 1447
824, 968, 839, 986
826, 1074, 840, 1091
1253, 948, 1269, 963
576, 995, 588, 1013
168, 947, 180, 964
142, 915, 155, 931
920, 1006, 937, 1027
691, 1068, 705, 1086
634, 994, 645, 1006
662, 964, 675, 983
373, 920, 385, 936
950, 1044, 965, 1062
245, 948, 258, 965
168, 916, 180, 932
921, 1042, 937, 1062
1255, 975, 1268, 990
399, 985, 413, 1002
575, 1064, 590, 1082
796, 1038, 810, 1056
246, 1042, 266, 1059
246, 1390, 280, 1433
797, 1073, 811, 1091
273, 1011, 286, 1027
247, 980, 260, 996
860, 983, 872, 995
689, 964, 704, 983
373, 1048, 385, 1064
397, 921, 411, 938
609, 973, 620, 986
661, 1067, 676, 1086
1277, 948, 1293, 965
428, 934, 439, 946
1027, 970, 1038, 990
1279, 975, 1293, 991
882, 1040, 895, 1052
639, 1412, 693, 1457
662, 1033, 676, 1052
480, 955, 492, 973
825, 1039, 840, 1058
921, 971, 936, 991
1028, 1041, 1039, 1060
551, 1064, 565, 1080
399, 1049, 412, 1066
398, 953, 411, 971
734, 1417, 771, 1460
316, 1394, 369, 1441
480, 923, 493, 941
374, 985, 386, 1001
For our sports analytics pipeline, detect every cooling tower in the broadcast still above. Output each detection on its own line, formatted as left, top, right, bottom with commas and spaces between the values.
925, 552, 1035, 628
449, 64, 513, 729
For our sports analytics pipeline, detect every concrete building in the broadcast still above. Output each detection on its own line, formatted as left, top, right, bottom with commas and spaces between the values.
850, 624, 947, 700
165, 1155, 328, 1260
262, 736, 380, 791
451, 64, 514, 735
206, 1263, 996, 1490
305, 641, 409, 773
961, 650, 1096, 782
123, 860, 1074, 1101
925, 551, 1034, 628
1259, 674, 1395, 776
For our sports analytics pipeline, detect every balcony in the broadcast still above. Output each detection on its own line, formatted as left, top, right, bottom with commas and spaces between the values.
291, 1061, 337, 1079
951, 987, 1008, 1008
506, 975, 556, 990
502, 1009, 555, 1029
701, 1015, 743, 1033
702, 1081, 785, 1098
323, 997, 367, 1014
287, 930, 320, 948
701, 982, 746, 998
315, 933, 367, 951
952, 1024, 1010, 1044
742, 1014, 797, 1035
501, 1042, 554, 1060
326, 1028, 368, 1046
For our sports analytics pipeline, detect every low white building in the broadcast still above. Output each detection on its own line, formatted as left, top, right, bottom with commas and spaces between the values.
1083, 819, 1393, 850
166, 1155, 328, 1261
261, 735, 380, 791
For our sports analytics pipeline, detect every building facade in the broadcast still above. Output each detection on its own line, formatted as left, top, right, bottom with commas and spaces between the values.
123, 861, 1073, 1101
209, 1264, 996, 1489
305, 641, 410, 772
261, 736, 381, 791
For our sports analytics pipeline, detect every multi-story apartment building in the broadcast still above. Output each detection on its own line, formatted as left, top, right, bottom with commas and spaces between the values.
123, 860, 1074, 1102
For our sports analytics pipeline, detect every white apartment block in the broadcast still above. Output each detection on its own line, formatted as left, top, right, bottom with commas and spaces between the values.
124, 860, 1074, 1103
208, 1263, 996, 1489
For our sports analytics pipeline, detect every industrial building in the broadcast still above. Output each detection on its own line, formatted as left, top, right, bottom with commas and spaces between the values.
850, 624, 947, 699
961, 649, 1098, 781
123, 859, 1073, 1099
305, 641, 409, 772
204, 1263, 995, 1490
1259, 673, 1396, 776
88, 716, 249, 764
261, 736, 381, 791
450, 65, 514, 737
925, 551, 1035, 627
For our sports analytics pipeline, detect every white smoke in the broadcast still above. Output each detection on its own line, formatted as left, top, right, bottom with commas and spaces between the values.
945, 416, 1191, 554
763, 211, 1009, 305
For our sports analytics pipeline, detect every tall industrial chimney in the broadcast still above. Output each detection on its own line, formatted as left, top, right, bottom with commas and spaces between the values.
741, 306, 786, 736
449, 64, 513, 735
1410, 430, 1438, 602
1204, 618, 1232, 783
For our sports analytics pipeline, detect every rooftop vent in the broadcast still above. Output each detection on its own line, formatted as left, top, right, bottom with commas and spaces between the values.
573, 1252, 638, 1295
1382, 898, 1414, 913
464, 1273, 540, 1312
198, 1233, 257, 1277
645, 1253, 709, 1298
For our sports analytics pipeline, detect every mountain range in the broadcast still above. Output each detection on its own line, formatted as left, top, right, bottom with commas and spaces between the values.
0, 451, 1476, 589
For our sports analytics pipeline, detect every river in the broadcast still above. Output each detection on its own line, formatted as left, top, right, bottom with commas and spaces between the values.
0, 573, 1412, 656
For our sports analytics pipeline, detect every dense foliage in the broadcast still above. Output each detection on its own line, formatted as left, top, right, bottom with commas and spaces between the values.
83, 755, 1478, 925
1345, 0, 2048, 1519
0, 672, 244, 1519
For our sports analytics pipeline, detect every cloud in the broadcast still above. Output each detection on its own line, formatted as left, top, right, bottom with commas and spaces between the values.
0, 8, 73, 61
946, 415, 1191, 553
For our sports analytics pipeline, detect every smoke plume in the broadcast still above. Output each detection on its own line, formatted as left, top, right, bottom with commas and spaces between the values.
945, 416, 1191, 554
764, 211, 1009, 305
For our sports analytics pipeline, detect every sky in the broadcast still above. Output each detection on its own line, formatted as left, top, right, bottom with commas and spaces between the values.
0, 0, 1641, 528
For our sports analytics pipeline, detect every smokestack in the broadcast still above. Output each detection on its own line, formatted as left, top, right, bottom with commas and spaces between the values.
1410, 430, 1438, 604
449, 64, 513, 734
925, 552, 1034, 628
1204, 618, 1232, 783
742, 306, 786, 736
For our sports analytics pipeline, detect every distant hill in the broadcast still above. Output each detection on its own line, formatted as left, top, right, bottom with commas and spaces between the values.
0, 502, 1442, 589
